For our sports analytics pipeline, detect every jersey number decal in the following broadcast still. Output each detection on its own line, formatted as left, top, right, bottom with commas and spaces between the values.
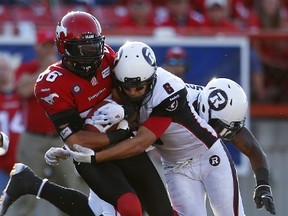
163, 83, 174, 94
0, 111, 25, 135
37, 71, 63, 83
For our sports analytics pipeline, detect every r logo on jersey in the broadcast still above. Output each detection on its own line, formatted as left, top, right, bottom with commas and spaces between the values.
41, 93, 59, 105
209, 155, 220, 166
165, 100, 178, 112
208, 89, 228, 111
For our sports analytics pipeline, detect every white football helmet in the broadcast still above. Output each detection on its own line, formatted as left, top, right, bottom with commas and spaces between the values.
113, 41, 157, 103
197, 78, 248, 141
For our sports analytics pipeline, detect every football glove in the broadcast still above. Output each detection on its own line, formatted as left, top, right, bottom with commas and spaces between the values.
0, 131, 9, 156
45, 147, 70, 166
91, 101, 125, 126
64, 144, 96, 164
106, 120, 134, 145
253, 184, 275, 215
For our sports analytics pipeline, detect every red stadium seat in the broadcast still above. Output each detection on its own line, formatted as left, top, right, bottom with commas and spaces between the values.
11, 5, 55, 28
90, 6, 125, 29
0, 5, 11, 23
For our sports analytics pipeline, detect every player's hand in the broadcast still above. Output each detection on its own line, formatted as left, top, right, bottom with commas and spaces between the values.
0, 131, 9, 156
253, 184, 275, 215
44, 147, 70, 166
65, 144, 96, 164
116, 119, 129, 130
91, 101, 125, 126
106, 120, 134, 145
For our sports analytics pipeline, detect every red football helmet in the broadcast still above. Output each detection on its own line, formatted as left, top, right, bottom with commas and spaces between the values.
56, 11, 105, 78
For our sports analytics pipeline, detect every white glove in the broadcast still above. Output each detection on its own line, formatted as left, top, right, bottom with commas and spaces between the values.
45, 147, 70, 166
91, 101, 125, 126
65, 144, 96, 164
0, 131, 9, 156
85, 118, 114, 133
116, 119, 129, 130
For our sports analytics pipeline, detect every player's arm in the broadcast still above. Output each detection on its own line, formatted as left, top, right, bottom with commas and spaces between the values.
232, 126, 275, 215
52, 108, 131, 150
95, 125, 157, 161
93, 116, 171, 162
232, 126, 268, 172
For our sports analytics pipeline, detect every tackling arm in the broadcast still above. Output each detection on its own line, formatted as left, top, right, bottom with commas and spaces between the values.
95, 125, 157, 162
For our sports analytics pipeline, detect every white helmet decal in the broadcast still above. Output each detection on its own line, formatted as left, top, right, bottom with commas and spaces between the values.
208, 89, 228, 111
142, 46, 156, 67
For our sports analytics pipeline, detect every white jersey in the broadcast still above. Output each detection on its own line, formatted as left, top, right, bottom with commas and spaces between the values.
139, 67, 218, 163
138, 68, 245, 216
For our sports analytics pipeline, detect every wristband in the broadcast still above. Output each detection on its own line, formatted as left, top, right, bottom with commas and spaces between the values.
255, 167, 269, 186
106, 129, 131, 145
91, 155, 97, 165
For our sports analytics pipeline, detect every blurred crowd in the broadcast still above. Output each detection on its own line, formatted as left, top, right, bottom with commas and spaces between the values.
1, 0, 288, 104
1, 0, 288, 31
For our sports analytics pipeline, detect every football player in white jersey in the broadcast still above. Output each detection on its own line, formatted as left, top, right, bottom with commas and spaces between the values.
0, 132, 9, 156
68, 41, 246, 216
186, 78, 275, 215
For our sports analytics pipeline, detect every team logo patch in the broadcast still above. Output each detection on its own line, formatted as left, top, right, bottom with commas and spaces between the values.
208, 89, 228, 111
165, 100, 178, 112
41, 93, 59, 105
72, 84, 81, 94
60, 127, 72, 140
56, 25, 67, 38
209, 155, 220, 166
90, 77, 98, 86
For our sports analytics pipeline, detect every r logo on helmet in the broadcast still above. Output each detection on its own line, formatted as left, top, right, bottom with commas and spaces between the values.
208, 89, 228, 111
142, 47, 156, 67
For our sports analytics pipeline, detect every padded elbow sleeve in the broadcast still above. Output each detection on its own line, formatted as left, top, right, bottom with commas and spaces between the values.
51, 109, 84, 142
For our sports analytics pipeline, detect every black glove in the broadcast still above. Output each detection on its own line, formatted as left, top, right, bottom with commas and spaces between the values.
106, 120, 134, 145
253, 184, 275, 215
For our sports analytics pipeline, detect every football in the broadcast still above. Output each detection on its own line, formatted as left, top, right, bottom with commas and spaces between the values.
85, 100, 121, 133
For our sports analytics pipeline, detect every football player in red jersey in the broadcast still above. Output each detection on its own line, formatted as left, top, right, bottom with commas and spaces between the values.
32, 11, 174, 216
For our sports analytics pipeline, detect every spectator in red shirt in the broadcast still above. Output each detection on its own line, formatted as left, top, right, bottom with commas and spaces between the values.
0, 52, 24, 192
248, 0, 288, 102
9, 29, 88, 216
119, 0, 157, 27
201, 0, 240, 31
156, 0, 204, 27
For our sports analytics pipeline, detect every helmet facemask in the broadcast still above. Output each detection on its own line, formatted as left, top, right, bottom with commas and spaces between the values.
208, 118, 245, 141
116, 74, 157, 106
62, 35, 105, 79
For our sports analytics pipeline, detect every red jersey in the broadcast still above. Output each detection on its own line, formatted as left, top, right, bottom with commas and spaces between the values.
15, 60, 56, 134
0, 92, 24, 172
34, 44, 115, 121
